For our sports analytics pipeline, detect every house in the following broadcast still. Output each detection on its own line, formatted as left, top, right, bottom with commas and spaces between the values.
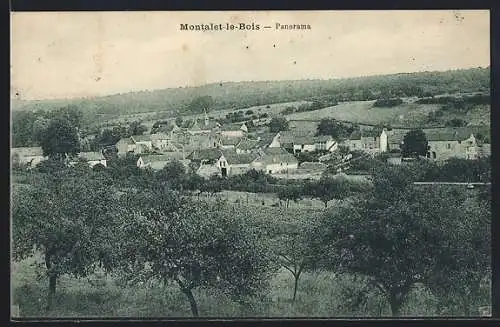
150, 132, 172, 151
216, 150, 259, 177
187, 148, 224, 165
11, 146, 46, 168
220, 136, 242, 149
130, 134, 153, 153
235, 138, 261, 154
271, 131, 337, 154
217, 123, 247, 138
115, 138, 136, 156
423, 128, 482, 161
343, 129, 383, 154
378, 127, 490, 161
136, 153, 188, 170
77, 152, 107, 168
251, 147, 299, 174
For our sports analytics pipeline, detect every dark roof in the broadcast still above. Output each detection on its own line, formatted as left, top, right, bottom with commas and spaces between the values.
236, 138, 261, 151
186, 148, 223, 161
222, 150, 259, 165
79, 152, 106, 161
349, 130, 362, 140
423, 127, 490, 142
256, 148, 298, 165
140, 153, 183, 164
219, 124, 244, 131
221, 136, 242, 146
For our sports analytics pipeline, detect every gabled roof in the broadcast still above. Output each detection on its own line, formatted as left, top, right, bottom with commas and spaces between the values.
131, 134, 151, 143
221, 150, 259, 165
11, 146, 44, 157
186, 148, 223, 161
348, 130, 362, 140
116, 137, 134, 145
221, 137, 242, 146
386, 130, 408, 145
219, 124, 244, 132
79, 152, 106, 161
139, 154, 183, 164
255, 148, 298, 165
236, 138, 261, 151
423, 127, 490, 142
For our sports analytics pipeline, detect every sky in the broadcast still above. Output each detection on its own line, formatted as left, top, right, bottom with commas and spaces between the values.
11, 10, 490, 100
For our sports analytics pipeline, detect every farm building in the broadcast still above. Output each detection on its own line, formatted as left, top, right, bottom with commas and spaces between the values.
423, 128, 483, 161
77, 152, 107, 168
252, 147, 299, 174
115, 138, 136, 156
130, 134, 153, 153
150, 132, 172, 151
270, 131, 337, 154
11, 146, 46, 168
137, 153, 188, 170
217, 151, 259, 177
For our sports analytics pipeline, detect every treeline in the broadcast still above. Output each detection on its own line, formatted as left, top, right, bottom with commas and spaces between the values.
13, 67, 489, 118
373, 98, 403, 107
281, 99, 338, 115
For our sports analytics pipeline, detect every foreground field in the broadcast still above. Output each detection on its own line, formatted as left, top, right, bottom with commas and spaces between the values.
12, 254, 446, 318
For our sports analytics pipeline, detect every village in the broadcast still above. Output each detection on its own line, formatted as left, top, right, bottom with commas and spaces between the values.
11, 108, 492, 183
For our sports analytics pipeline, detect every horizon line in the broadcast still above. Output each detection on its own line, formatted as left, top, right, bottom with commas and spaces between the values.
11, 65, 490, 102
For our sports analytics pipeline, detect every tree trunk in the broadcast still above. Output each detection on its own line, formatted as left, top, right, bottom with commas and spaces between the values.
178, 280, 199, 317
292, 274, 299, 302
45, 254, 57, 311
324, 201, 328, 208
182, 287, 199, 317
389, 291, 404, 317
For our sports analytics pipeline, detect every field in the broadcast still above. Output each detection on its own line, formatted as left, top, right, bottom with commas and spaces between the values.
12, 252, 444, 318
285, 100, 442, 127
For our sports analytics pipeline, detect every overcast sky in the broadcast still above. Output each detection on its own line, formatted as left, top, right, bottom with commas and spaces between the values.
11, 10, 490, 100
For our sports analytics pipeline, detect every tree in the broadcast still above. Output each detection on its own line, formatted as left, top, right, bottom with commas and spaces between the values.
269, 117, 289, 133
270, 216, 321, 302
307, 176, 350, 208
12, 173, 123, 311
40, 117, 81, 161
117, 194, 277, 317
277, 185, 303, 208
157, 160, 187, 190
316, 119, 355, 139
129, 121, 148, 136
31, 117, 50, 145
401, 129, 428, 158
445, 118, 467, 127
310, 163, 490, 316
189, 95, 214, 114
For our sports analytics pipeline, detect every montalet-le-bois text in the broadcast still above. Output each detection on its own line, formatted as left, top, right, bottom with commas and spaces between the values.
179, 23, 312, 31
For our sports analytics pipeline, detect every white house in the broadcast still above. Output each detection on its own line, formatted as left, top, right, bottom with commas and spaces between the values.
150, 132, 172, 151
131, 134, 153, 153
216, 151, 259, 177
11, 146, 47, 168
78, 152, 107, 168
115, 138, 136, 156
136, 153, 187, 170
251, 148, 299, 174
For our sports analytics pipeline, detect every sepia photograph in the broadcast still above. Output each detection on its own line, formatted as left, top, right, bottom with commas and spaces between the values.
10, 10, 491, 318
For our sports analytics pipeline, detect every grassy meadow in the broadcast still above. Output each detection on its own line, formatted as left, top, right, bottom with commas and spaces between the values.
285, 100, 442, 127
12, 252, 447, 318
